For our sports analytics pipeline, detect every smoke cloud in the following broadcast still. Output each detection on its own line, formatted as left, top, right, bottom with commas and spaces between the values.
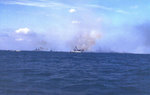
1, 21, 150, 54
0, 8, 150, 54
70, 30, 101, 51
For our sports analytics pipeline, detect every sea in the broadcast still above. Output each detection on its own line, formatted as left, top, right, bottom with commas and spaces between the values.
0, 50, 150, 95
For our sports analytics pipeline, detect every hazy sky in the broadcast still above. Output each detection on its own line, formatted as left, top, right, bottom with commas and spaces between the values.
0, 0, 150, 53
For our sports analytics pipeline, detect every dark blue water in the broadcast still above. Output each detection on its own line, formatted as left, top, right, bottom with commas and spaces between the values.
0, 51, 150, 95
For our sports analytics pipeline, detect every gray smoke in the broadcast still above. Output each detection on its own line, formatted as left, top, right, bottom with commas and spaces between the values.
1, 20, 150, 53
136, 22, 150, 47
95, 22, 150, 54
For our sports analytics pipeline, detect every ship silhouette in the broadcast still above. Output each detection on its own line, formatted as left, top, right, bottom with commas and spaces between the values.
71, 46, 85, 53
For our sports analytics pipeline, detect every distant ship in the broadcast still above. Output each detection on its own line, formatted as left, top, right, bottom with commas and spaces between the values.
71, 46, 85, 53
34, 47, 44, 51
34, 47, 48, 51
32, 46, 55, 52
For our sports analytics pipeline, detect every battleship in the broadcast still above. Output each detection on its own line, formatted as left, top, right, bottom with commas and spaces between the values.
34, 47, 49, 51
71, 46, 85, 53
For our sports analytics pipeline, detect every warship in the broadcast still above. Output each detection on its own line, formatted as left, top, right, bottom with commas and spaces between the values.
71, 46, 85, 53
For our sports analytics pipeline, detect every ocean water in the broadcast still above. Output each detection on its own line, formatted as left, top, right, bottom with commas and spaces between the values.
0, 51, 150, 95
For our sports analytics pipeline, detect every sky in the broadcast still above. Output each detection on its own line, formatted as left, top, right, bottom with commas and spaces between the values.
0, 0, 150, 53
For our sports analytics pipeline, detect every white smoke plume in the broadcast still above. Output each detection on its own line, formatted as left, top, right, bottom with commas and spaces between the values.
1, 7, 150, 54
70, 30, 101, 51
